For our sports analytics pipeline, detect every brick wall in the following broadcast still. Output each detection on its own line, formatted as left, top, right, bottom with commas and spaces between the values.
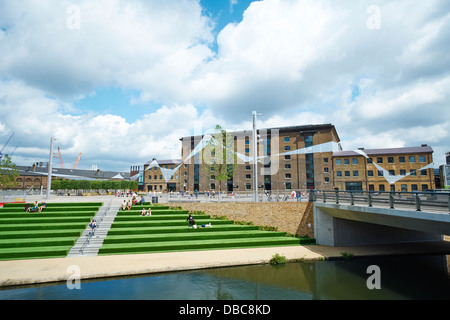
168, 201, 315, 238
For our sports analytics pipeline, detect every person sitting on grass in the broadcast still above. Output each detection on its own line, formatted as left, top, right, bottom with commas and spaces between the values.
186, 214, 195, 227
140, 196, 145, 205
122, 200, 127, 211
31, 201, 39, 212
140, 208, 147, 216
126, 200, 132, 211
132, 195, 137, 205
146, 208, 152, 216
24, 203, 31, 212
38, 202, 47, 213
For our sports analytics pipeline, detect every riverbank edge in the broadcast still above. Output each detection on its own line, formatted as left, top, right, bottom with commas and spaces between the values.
1, 241, 449, 289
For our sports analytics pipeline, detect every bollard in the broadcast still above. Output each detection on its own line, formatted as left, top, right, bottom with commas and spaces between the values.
335, 190, 339, 204
350, 192, 354, 205
389, 193, 394, 209
323, 192, 326, 203
368, 193, 373, 207
415, 194, 421, 211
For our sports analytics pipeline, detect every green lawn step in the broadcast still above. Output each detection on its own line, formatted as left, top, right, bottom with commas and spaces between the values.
0, 216, 93, 224
0, 237, 76, 249
0, 246, 71, 261
109, 219, 234, 229
0, 212, 99, 218
103, 230, 288, 244
2, 202, 103, 208
98, 237, 300, 255
0, 207, 102, 213
117, 209, 188, 215
0, 222, 88, 232
106, 224, 260, 236
113, 214, 209, 221
0, 229, 83, 239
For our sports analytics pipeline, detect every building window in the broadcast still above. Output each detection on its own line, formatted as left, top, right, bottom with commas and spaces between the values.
368, 170, 374, 177
154, 175, 157, 180
285, 155, 291, 160
379, 184, 385, 192
245, 183, 251, 190
399, 156, 405, 163
367, 158, 373, 163
377, 157, 383, 163
409, 156, 415, 163
388, 157, 394, 164
210, 175, 215, 180
419, 155, 426, 163
420, 169, 428, 176
245, 148, 250, 154
344, 159, 349, 165
284, 146, 291, 151
422, 184, 429, 191
325, 177, 330, 183
401, 184, 407, 192
285, 173, 291, 179
410, 169, 416, 176
285, 182, 292, 190
148, 175, 152, 180
411, 184, 418, 191
400, 170, 406, 175
336, 171, 342, 177
284, 137, 290, 142
353, 170, 359, 177
345, 171, 350, 177
336, 159, 341, 165
324, 167, 329, 173
352, 158, 358, 165
378, 170, 384, 177
211, 183, 215, 190
285, 164, 291, 170
369, 184, 375, 191
324, 158, 329, 163
389, 170, 395, 176
246, 174, 251, 180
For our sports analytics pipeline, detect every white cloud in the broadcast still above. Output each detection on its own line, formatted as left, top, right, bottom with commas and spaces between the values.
1, 0, 449, 169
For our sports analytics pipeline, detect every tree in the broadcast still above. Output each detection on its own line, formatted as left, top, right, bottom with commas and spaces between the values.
202, 125, 237, 202
0, 154, 19, 189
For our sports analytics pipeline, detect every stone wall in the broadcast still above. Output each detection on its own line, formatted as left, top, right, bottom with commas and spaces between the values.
168, 201, 315, 238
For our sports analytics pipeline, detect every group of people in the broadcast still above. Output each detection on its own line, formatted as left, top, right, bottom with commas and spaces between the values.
140, 207, 152, 216
121, 195, 146, 211
24, 201, 47, 213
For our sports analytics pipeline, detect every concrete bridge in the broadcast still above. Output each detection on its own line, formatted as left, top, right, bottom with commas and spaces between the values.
311, 190, 450, 247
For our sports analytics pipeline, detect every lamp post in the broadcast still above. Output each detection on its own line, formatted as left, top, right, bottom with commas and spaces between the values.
252, 111, 262, 202
46, 137, 55, 200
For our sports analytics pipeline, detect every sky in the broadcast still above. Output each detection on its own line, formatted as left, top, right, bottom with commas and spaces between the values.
0, 0, 449, 172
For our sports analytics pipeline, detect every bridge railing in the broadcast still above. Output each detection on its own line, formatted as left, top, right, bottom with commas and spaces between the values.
310, 189, 450, 213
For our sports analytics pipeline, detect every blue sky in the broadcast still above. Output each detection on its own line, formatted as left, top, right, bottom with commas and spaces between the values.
0, 0, 449, 172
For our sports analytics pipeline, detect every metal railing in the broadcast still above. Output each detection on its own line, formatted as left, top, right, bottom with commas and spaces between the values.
163, 190, 310, 203
311, 189, 450, 213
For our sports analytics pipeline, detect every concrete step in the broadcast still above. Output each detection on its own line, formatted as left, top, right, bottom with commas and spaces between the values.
67, 201, 120, 257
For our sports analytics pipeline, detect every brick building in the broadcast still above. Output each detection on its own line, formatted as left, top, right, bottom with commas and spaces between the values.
333, 145, 435, 192
179, 124, 341, 193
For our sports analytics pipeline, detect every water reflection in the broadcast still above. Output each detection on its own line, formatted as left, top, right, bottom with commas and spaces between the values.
0, 255, 449, 300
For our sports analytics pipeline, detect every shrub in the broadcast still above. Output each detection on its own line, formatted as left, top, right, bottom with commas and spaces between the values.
270, 253, 286, 265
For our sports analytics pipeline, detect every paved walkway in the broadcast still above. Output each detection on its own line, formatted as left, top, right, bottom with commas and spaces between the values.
1, 195, 449, 288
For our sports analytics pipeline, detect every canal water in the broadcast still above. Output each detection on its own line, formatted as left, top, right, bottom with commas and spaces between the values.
0, 254, 449, 300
